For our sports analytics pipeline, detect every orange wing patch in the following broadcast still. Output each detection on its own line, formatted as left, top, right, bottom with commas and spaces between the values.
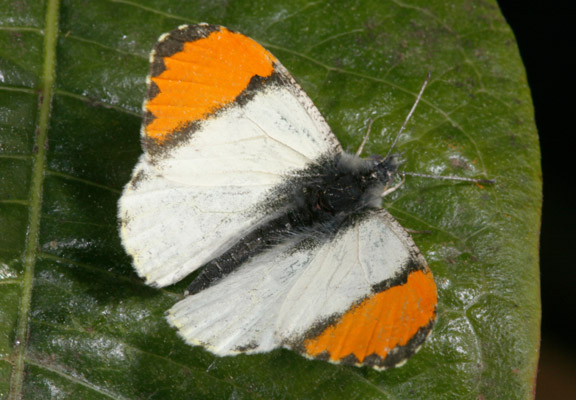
303, 268, 437, 368
144, 26, 277, 143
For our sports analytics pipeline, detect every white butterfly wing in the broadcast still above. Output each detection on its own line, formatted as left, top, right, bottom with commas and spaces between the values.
119, 25, 340, 287
168, 210, 437, 369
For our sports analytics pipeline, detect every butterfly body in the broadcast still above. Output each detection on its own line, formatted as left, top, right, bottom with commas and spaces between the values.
187, 152, 401, 295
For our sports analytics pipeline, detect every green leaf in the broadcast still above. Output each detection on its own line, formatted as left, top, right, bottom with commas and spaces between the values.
1, 0, 541, 399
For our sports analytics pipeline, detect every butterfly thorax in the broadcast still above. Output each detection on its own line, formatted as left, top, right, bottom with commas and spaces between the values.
311, 152, 400, 217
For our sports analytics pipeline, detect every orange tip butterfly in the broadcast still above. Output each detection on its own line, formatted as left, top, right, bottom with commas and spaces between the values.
119, 24, 491, 369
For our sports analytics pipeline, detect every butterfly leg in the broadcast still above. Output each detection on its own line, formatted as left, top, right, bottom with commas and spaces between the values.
381, 173, 406, 197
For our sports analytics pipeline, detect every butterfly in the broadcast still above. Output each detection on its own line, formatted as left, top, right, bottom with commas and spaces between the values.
118, 23, 489, 370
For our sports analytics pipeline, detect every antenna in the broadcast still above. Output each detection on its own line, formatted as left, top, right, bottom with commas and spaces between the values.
383, 72, 495, 185
385, 71, 431, 159
402, 172, 495, 184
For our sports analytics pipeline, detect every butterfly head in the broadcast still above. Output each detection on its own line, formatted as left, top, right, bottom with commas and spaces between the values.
371, 153, 402, 189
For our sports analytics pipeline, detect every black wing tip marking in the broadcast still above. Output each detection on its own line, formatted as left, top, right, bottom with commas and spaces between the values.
149, 24, 222, 77
371, 317, 436, 370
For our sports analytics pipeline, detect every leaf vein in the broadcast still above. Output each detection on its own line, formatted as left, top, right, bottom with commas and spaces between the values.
9, 0, 61, 397
107, 0, 196, 23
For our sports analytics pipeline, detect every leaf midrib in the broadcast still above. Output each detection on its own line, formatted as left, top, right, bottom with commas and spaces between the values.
9, 0, 61, 398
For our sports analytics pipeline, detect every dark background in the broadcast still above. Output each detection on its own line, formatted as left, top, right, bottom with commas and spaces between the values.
497, 1, 575, 398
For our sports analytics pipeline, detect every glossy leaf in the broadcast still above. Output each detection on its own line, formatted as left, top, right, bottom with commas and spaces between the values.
0, 0, 541, 399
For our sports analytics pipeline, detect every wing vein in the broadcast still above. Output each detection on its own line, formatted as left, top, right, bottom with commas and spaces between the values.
356, 222, 371, 287
242, 112, 312, 163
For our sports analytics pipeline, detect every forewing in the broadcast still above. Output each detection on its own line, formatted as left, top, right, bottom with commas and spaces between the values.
119, 24, 341, 287
168, 210, 437, 369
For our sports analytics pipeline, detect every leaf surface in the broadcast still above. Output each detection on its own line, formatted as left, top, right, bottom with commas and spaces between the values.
0, 0, 541, 399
